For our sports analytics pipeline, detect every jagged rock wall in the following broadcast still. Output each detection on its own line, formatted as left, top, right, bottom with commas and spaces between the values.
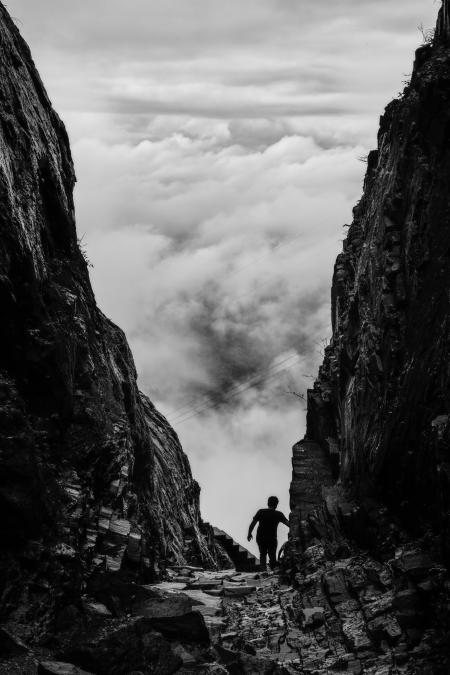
437, 0, 450, 44
304, 0, 450, 551
0, 1, 218, 634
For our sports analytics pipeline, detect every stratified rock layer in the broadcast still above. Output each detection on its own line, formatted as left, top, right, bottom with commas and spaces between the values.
305, 1, 450, 550
0, 1, 217, 639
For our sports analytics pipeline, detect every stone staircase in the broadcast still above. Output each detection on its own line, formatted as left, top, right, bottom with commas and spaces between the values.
212, 526, 260, 572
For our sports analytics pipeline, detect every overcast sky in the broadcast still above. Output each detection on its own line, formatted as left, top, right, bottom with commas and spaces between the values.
7, 0, 439, 556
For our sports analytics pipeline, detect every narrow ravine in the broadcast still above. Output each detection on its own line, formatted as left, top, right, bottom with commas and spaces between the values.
2, 2, 450, 674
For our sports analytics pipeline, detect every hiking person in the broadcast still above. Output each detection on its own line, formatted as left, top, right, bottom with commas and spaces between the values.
247, 496, 289, 571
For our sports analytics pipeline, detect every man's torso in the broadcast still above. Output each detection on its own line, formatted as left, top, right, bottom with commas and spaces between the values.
255, 508, 284, 541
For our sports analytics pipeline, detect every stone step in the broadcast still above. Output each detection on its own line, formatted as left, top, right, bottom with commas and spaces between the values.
212, 526, 259, 572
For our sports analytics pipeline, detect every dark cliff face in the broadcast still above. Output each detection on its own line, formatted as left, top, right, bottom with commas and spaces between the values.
304, 1, 450, 546
0, 2, 218, 633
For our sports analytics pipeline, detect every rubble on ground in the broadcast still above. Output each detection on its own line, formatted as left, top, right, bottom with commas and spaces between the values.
2, 551, 448, 674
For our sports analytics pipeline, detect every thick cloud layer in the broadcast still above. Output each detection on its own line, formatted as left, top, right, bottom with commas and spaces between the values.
71, 132, 361, 552
8, 0, 438, 554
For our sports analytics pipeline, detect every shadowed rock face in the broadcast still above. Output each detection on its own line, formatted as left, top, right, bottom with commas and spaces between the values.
0, 1, 218, 637
304, 0, 450, 550
284, 3, 450, 669
436, 0, 450, 44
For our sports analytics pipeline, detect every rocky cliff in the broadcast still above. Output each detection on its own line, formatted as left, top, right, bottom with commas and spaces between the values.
286, 13, 450, 668
303, 0, 450, 554
0, 1, 219, 641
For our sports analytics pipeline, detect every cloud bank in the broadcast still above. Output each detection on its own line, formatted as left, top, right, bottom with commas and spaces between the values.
8, 0, 439, 554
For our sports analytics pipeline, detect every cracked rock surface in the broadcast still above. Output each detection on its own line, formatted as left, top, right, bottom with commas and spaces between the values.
4, 559, 446, 674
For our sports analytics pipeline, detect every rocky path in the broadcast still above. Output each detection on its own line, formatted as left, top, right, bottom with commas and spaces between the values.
1, 543, 449, 674
157, 544, 449, 674
2, 446, 444, 674
170, 546, 448, 674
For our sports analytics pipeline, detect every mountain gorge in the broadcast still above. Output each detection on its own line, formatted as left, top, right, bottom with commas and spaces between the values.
1, 0, 450, 672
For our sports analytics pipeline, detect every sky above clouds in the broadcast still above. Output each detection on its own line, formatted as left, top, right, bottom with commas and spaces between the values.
7, 0, 439, 555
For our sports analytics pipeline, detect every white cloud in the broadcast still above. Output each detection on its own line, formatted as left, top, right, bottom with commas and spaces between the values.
10, 0, 438, 131
71, 130, 361, 546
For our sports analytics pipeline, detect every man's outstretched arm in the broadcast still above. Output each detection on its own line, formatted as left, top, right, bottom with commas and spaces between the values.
280, 513, 290, 527
247, 512, 260, 541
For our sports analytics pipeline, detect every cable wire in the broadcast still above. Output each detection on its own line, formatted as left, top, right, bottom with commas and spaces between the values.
168, 351, 300, 422
169, 355, 301, 426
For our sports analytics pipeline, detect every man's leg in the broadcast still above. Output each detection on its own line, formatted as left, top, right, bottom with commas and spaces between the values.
257, 539, 268, 570
268, 539, 277, 570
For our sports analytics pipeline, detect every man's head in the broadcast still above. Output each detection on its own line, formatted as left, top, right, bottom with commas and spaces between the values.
267, 496, 279, 509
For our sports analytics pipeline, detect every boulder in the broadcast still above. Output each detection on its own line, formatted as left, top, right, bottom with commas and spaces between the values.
398, 552, 434, 579
87, 572, 159, 616
143, 610, 210, 643
172, 643, 197, 666
133, 594, 193, 618
0, 628, 29, 657
341, 614, 373, 652
168, 565, 204, 572
392, 589, 421, 611
186, 578, 222, 591
204, 589, 224, 597
301, 606, 325, 629
147, 582, 188, 592
323, 570, 350, 605
223, 585, 255, 598
362, 592, 394, 621
367, 614, 402, 644
38, 662, 95, 675
61, 619, 181, 675
392, 589, 425, 628
182, 589, 222, 609
236, 652, 280, 674
177, 664, 227, 675
81, 599, 112, 619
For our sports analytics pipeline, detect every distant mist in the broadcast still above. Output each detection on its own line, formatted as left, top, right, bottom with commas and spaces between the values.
7, 0, 438, 552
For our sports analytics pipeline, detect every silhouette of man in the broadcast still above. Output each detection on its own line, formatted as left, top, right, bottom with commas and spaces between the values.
247, 496, 289, 571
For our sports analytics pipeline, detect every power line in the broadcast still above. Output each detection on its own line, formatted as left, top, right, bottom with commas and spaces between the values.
168, 351, 300, 421
169, 354, 301, 426
169, 353, 300, 423
173, 357, 301, 426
